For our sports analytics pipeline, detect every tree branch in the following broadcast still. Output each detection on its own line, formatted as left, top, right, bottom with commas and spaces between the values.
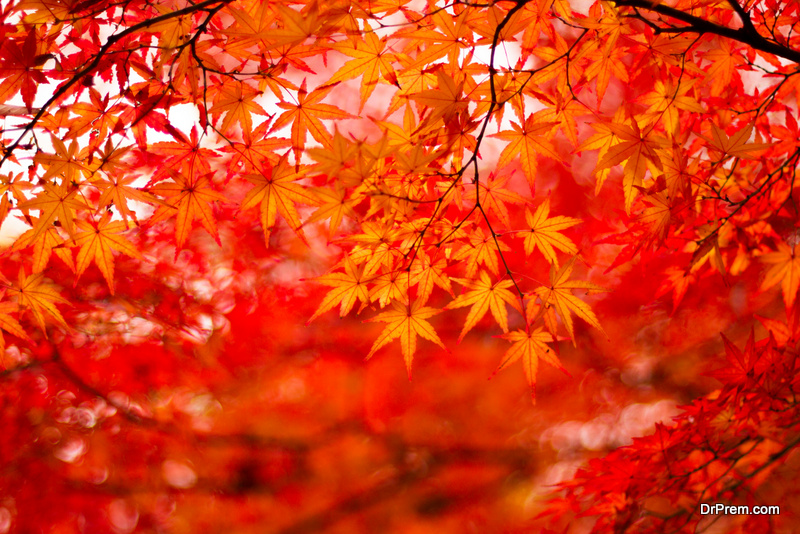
613, 0, 800, 64
0, 0, 233, 168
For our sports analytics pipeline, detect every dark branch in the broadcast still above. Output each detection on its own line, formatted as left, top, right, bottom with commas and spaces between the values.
613, 0, 800, 64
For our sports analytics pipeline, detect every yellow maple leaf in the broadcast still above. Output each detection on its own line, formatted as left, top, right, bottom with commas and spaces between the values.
365, 299, 445, 378
446, 271, 522, 342
494, 327, 564, 403
534, 257, 607, 345
308, 256, 370, 323
523, 198, 581, 268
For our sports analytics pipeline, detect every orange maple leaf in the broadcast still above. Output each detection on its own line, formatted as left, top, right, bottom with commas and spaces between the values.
492, 114, 561, 190
409, 70, 468, 125
760, 242, 800, 310
463, 173, 527, 229
240, 156, 320, 245
17, 179, 87, 241
699, 122, 774, 160
269, 80, 354, 158
304, 183, 358, 241
452, 227, 510, 278
596, 118, 664, 214
12, 218, 76, 274
6, 269, 69, 334
326, 31, 397, 112
0, 298, 30, 354
149, 171, 226, 252
409, 251, 453, 305
72, 213, 143, 294
33, 135, 87, 184
209, 82, 267, 134
94, 173, 165, 225
365, 299, 445, 378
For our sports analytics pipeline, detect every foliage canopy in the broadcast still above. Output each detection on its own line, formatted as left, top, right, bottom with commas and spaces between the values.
1, 0, 800, 530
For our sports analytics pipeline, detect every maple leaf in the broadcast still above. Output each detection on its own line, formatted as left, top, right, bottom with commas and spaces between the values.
269, 80, 355, 158
446, 271, 522, 342
262, 4, 321, 50
33, 136, 88, 184
94, 172, 164, 225
463, 173, 527, 229
0, 171, 33, 207
71, 213, 143, 294
452, 227, 510, 278
534, 257, 607, 345
347, 222, 400, 276
492, 113, 561, 189
578, 113, 624, 195
409, 251, 453, 305
522, 198, 581, 268
146, 127, 217, 184
403, 9, 472, 68
16, 179, 88, 241
494, 327, 564, 403
409, 70, 468, 125
0, 298, 30, 354
307, 256, 370, 323
12, 219, 76, 273
304, 183, 358, 241
326, 30, 397, 112
365, 299, 445, 378
596, 118, 664, 214
699, 122, 774, 160
240, 157, 320, 246
703, 39, 745, 95
209, 82, 267, 135
0, 29, 49, 110
707, 330, 759, 385
221, 121, 291, 176
6, 270, 69, 334
369, 269, 410, 308
760, 242, 800, 310
149, 171, 226, 252
638, 191, 671, 244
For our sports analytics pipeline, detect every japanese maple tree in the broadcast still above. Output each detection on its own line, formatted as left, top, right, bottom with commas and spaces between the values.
1, 0, 800, 531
